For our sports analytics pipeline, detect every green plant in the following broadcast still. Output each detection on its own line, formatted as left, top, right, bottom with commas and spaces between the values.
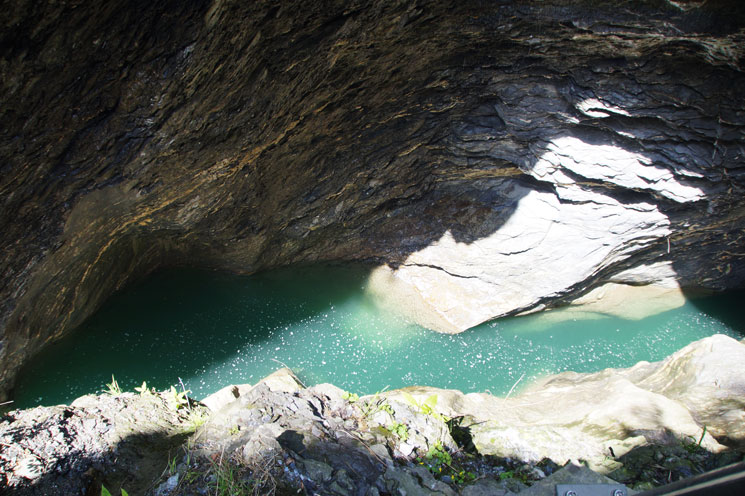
183, 408, 208, 433
415, 441, 475, 484
134, 381, 152, 396
167, 385, 190, 410
168, 454, 178, 476
342, 391, 359, 403
101, 485, 129, 496
417, 441, 451, 476
682, 425, 707, 454
210, 455, 253, 496
498, 469, 529, 484
105, 375, 122, 396
451, 469, 476, 484
229, 425, 241, 436
426, 441, 452, 466
359, 395, 394, 418
389, 421, 409, 442
378, 402, 394, 416
184, 468, 200, 484
400, 392, 450, 422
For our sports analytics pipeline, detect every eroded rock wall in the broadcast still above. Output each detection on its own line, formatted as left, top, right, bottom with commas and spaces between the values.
2, 0, 745, 396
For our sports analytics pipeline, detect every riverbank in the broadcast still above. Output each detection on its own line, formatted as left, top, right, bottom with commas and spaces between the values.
2, 334, 744, 495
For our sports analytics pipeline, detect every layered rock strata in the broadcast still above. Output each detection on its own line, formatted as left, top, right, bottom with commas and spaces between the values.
2, 0, 745, 395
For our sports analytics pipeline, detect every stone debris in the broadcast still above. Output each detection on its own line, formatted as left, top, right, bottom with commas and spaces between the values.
0, 391, 199, 495
1, 336, 744, 495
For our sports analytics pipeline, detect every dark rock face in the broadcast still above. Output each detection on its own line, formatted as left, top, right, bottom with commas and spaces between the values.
1, 1, 744, 396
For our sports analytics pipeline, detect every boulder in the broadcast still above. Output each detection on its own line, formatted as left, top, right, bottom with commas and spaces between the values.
386, 335, 745, 469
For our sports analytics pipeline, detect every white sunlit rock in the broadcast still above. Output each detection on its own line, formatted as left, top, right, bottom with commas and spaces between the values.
368, 133, 705, 332
533, 136, 705, 203
368, 184, 670, 332
575, 97, 632, 118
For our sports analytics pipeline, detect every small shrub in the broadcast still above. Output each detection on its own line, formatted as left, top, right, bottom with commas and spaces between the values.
134, 381, 152, 396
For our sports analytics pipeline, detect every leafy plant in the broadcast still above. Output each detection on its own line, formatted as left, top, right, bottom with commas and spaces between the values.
101, 485, 129, 496
359, 395, 394, 418
378, 402, 394, 416
451, 469, 476, 484
499, 470, 514, 480
417, 441, 451, 477
346, 389, 396, 419
415, 440, 475, 484
400, 392, 450, 422
498, 469, 529, 484
426, 441, 452, 466
167, 386, 190, 410
105, 375, 122, 396
342, 391, 359, 403
184, 408, 208, 433
389, 421, 409, 442
134, 381, 151, 396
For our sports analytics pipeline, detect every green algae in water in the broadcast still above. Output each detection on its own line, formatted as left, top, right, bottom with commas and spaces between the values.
13, 265, 745, 408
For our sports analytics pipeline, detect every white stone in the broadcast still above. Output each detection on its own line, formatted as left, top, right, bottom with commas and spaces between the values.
367, 186, 670, 332
366, 132, 706, 333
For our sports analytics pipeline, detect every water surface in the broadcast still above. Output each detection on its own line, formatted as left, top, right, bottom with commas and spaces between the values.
14, 265, 745, 408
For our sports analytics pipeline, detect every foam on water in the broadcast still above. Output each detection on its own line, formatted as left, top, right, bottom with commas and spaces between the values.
13, 265, 745, 408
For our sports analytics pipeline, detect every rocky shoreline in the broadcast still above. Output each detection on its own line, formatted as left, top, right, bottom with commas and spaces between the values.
1, 334, 743, 495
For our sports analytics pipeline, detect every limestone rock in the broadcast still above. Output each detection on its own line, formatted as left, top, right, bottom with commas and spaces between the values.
461, 478, 516, 496
381, 466, 456, 496
623, 334, 745, 445
200, 383, 253, 412
0, 392, 200, 495
391, 335, 745, 468
254, 367, 305, 394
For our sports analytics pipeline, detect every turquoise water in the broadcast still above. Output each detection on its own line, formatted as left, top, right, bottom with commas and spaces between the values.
13, 265, 745, 408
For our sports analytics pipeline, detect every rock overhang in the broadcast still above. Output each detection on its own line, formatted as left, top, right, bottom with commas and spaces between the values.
1, 0, 745, 397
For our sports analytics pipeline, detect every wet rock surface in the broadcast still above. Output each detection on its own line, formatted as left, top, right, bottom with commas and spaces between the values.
1, 335, 743, 495
2, 0, 745, 397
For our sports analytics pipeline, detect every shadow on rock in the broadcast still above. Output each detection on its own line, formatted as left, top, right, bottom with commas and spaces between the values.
606, 438, 745, 492
0, 391, 200, 496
